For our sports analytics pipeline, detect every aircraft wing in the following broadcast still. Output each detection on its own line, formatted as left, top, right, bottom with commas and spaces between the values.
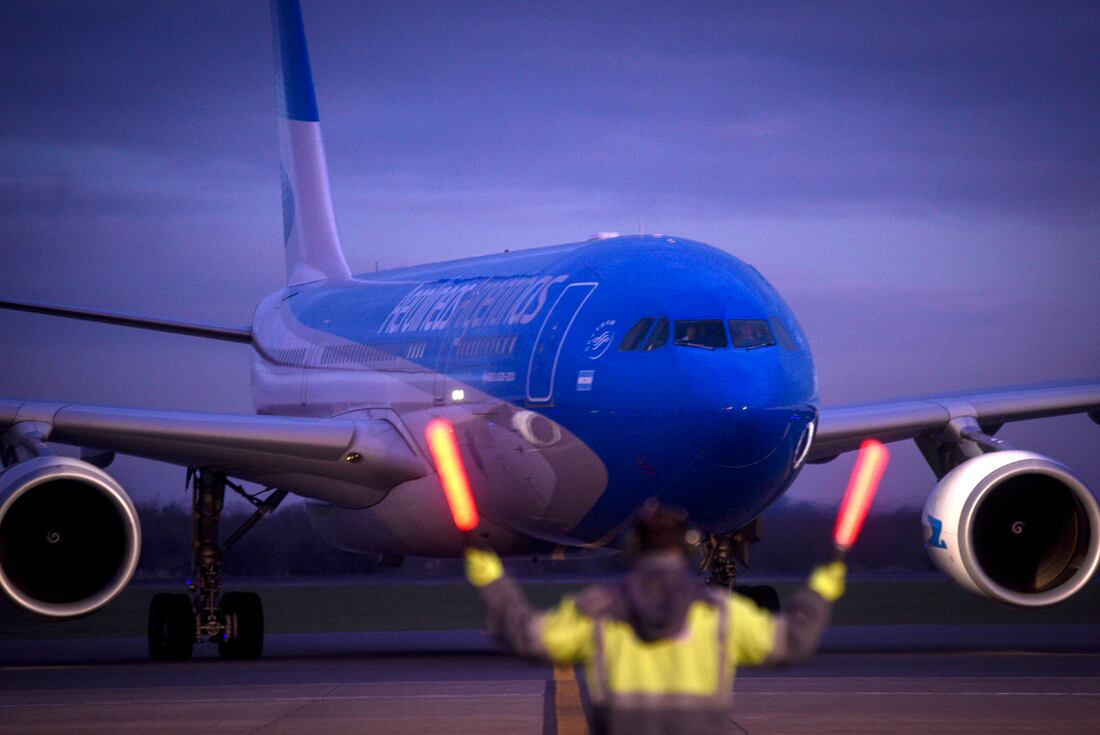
0, 298, 252, 343
0, 399, 427, 507
809, 381, 1100, 463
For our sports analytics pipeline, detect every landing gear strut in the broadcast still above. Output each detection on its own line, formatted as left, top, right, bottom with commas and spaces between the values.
699, 520, 781, 612
699, 519, 758, 589
147, 469, 286, 660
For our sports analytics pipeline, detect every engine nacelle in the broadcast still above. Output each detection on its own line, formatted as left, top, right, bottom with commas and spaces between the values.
0, 455, 141, 618
923, 450, 1100, 607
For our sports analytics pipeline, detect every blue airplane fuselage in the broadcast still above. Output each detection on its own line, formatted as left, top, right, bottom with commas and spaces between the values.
250, 235, 818, 553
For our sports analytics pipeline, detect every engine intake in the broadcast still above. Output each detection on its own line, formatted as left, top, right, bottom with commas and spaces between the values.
0, 456, 141, 618
923, 450, 1100, 607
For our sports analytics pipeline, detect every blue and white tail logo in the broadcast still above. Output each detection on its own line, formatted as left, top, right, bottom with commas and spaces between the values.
272, 0, 350, 286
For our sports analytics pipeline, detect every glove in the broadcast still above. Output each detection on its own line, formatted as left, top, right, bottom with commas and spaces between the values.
465, 547, 504, 588
808, 561, 846, 602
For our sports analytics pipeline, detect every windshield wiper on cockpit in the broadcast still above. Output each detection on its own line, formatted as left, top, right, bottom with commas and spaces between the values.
675, 340, 715, 350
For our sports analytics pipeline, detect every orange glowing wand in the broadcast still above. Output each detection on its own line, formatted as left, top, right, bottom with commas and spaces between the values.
425, 418, 480, 533
832, 439, 890, 558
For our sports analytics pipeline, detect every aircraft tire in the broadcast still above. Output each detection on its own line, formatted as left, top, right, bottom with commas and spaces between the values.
148, 593, 195, 660
218, 591, 264, 659
735, 584, 781, 613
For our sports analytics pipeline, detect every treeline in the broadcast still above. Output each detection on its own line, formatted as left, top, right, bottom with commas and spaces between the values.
750, 498, 935, 574
134, 499, 934, 580
135, 503, 379, 579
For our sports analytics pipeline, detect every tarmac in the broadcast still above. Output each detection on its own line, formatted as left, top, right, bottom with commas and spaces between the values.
2, 629, 1099, 734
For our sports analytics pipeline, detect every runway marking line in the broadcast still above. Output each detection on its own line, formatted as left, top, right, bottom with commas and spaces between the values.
0, 682, 549, 708
731, 692, 1100, 697
0, 693, 545, 708
2, 691, 1096, 708
553, 664, 589, 735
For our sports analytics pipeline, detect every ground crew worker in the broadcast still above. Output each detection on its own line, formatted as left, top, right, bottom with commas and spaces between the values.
464, 503, 846, 735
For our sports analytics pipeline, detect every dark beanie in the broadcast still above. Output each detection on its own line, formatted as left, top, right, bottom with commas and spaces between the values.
636, 501, 691, 553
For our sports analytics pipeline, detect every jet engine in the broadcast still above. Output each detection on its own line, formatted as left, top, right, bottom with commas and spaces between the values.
0, 455, 141, 618
923, 450, 1100, 607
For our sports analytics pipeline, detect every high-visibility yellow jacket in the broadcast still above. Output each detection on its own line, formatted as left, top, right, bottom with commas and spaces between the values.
473, 551, 837, 735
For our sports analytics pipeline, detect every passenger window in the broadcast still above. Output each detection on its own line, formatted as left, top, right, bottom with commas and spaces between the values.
619, 317, 655, 351
674, 320, 728, 349
729, 319, 776, 349
643, 317, 670, 350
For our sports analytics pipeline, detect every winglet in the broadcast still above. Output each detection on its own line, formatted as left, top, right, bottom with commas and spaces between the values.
271, 0, 351, 286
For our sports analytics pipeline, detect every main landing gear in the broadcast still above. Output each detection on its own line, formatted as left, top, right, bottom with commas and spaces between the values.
148, 470, 287, 660
699, 519, 781, 612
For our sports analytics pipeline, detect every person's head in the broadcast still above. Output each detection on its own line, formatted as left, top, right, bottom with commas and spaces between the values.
634, 500, 694, 555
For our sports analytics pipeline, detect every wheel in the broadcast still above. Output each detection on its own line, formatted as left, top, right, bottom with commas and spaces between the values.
148, 592, 195, 660
735, 584, 781, 613
218, 591, 264, 659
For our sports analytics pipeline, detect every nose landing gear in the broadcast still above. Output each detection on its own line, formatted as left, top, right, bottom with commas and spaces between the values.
699, 519, 781, 612
147, 470, 285, 660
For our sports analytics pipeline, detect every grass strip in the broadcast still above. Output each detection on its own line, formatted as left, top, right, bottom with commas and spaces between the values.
1, 577, 1096, 641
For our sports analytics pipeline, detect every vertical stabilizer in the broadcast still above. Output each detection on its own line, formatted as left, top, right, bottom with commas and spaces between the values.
271, 0, 351, 286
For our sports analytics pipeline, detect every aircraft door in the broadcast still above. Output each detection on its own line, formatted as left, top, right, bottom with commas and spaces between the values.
526, 282, 597, 404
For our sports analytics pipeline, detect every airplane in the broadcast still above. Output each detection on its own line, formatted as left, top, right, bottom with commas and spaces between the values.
1, 0, 1098, 660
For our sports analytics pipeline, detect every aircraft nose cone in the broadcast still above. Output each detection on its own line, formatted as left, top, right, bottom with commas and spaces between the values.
702, 407, 794, 468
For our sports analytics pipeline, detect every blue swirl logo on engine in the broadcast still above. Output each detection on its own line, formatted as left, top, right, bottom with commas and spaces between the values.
925, 514, 948, 550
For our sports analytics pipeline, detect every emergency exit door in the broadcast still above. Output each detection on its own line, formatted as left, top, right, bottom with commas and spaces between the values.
526, 282, 597, 403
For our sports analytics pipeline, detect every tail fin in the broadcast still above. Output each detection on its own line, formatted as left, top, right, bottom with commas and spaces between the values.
271, 0, 351, 286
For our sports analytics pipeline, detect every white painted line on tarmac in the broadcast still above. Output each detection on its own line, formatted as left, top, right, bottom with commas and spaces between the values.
0, 692, 544, 708
737, 691, 1100, 697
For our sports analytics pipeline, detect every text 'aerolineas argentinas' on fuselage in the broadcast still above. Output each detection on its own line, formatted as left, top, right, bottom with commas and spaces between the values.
378, 274, 570, 334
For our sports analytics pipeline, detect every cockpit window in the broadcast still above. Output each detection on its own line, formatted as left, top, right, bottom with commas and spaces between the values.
729, 319, 776, 349
643, 317, 670, 350
768, 316, 798, 351
674, 320, 728, 349
619, 317, 655, 351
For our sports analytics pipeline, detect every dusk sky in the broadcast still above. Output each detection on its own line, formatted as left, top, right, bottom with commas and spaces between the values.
1, 1, 1098, 517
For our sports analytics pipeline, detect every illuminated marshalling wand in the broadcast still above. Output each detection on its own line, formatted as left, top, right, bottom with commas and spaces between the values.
832, 439, 890, 560
425, 415, 888, 559
425, 418, 480, 533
